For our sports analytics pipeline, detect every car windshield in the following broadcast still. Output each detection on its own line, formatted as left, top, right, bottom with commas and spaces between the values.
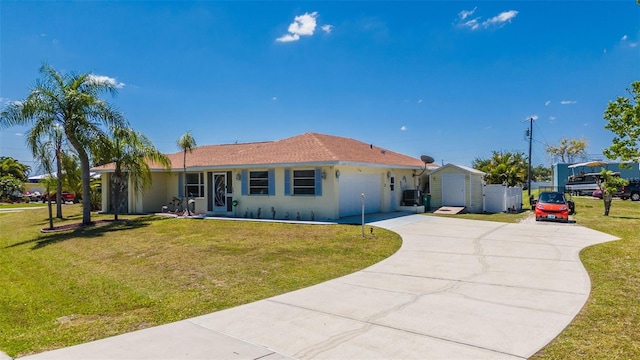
539, 192, 566, 204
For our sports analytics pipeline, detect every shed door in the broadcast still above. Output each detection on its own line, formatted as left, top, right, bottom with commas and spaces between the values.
339, 173, 381, 217
442, 174, 465, 206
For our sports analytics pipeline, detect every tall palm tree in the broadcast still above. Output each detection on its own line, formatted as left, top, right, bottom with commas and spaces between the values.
177, 131, 196, 215
0, 64, 126, 225
26, 123, 66, 218
96, 126, 171, 220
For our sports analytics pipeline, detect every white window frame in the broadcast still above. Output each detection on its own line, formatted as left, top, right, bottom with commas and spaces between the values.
293, 169, 316, 195
186, 172, 205, 198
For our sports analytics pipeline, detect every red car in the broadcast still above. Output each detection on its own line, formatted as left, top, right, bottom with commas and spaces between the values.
535, 191, 570, 223
42, 191, 75, 203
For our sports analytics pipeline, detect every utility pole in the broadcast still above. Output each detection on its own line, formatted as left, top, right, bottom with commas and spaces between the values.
527, 117, 533, 197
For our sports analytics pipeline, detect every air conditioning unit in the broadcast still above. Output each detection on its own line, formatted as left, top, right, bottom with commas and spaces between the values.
402, 189, 422, 206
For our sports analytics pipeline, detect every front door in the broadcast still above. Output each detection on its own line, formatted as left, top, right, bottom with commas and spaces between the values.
213, 173, 227, 212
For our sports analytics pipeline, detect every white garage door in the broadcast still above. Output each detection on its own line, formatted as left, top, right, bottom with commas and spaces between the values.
339, 173, 382, 217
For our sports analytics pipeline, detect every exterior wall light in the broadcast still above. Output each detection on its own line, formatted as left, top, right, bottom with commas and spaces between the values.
335, 170, 341, 179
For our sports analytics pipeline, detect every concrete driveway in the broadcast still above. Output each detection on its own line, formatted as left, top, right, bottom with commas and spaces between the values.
19, 214, 618, 360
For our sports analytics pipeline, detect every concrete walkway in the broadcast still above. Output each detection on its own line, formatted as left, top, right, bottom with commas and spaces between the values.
18, 214, 618, 360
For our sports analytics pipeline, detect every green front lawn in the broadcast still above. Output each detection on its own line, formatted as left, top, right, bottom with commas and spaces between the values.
0, 205, 401, 357
532, 197, 640, 359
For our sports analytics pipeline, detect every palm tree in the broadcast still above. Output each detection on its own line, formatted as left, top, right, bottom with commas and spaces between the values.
26, 123, 66, 218
0, 64, 126, 225
473, 151, 528, 187
31, 138, 57, 229
0, 156, 30, 181
177, 131, 196, 215
96, 126, 171, 220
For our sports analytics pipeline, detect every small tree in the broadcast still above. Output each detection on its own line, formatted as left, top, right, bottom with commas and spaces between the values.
95, 126, 171, 220
603, 81, 640, 165
0, 176, 24, 201
598, 169, 628, 216
177, 131, 196, 215
545, 137, 588, 163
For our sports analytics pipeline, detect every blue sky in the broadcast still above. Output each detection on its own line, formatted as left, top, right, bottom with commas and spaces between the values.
1, 1, 638, 173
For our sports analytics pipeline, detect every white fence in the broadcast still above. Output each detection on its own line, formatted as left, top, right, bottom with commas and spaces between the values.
483, 185, 523, 213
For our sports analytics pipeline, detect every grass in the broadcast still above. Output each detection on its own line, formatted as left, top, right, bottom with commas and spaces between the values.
0, 205, 401, 357
531, 197, 640, 359
0, 202, 46, 209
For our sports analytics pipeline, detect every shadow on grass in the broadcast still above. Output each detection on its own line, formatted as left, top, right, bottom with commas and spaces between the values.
5, 216, 159, 250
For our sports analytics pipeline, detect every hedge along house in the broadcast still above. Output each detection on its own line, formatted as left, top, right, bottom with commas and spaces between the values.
92, 132, 439, 221
428, 163, 485, 213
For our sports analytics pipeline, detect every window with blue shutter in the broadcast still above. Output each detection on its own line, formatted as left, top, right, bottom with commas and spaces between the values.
241, 170, 248, 195
284, 169, 291, 196
315, 167, 322, 196
268, 169, 275, 195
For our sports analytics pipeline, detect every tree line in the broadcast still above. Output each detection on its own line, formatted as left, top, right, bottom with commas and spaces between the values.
0, 64, 198, 228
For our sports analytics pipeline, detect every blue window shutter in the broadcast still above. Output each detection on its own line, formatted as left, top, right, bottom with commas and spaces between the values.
241, 170, 248, 195
315, 168, 322, 196
268, 169, 275, 195
178, 173, 184, 197
284, 169, 291, 196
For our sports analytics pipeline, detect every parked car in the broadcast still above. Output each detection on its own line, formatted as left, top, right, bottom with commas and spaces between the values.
620, 179, 640, 201
535, 191, 572, 223
42, 191, 75, 203
592, 189, 602, 199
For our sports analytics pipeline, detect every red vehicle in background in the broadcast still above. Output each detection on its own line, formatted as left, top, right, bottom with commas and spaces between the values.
42, 191, 76, 203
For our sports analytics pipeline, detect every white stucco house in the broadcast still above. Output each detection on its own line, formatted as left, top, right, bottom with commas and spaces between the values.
92, 132, 439, 221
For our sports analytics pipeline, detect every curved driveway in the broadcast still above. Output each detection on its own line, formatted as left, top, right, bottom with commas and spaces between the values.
20, 215, 618, 360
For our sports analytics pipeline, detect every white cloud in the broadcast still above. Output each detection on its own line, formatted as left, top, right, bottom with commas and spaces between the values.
400, 126, 407, 131
457, 8, 518, 30
620, 34, 638, 47
15, 132, 23, 137
560, 100, 576, 105
545, 100, 551, 106
321, 24, 333, 34
528, 115, 539, 121
87, 74, 125, 88
549, 116, 556, 122
459, 7, 477, 20
277, 12, 325, 42
276, 34, 300, 42
484, 10, 518, 26
288, 12, 317, 35
418, 99, 423, 103
272, 96, 278, 101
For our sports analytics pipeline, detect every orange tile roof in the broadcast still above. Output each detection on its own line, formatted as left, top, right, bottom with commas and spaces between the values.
93, 132, 439, 171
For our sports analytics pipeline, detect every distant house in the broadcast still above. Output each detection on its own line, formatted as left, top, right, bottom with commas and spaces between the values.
92, 132, 439, 220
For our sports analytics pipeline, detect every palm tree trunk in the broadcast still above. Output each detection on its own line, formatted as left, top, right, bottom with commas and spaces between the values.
603, 192, 612, 216
112, 171, 120, 221
47, 196, 54, 229
78, 148, 93, 225
55, 149, 63, 219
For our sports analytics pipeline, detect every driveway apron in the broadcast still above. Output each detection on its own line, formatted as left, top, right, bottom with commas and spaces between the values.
19, 215, 618, 360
